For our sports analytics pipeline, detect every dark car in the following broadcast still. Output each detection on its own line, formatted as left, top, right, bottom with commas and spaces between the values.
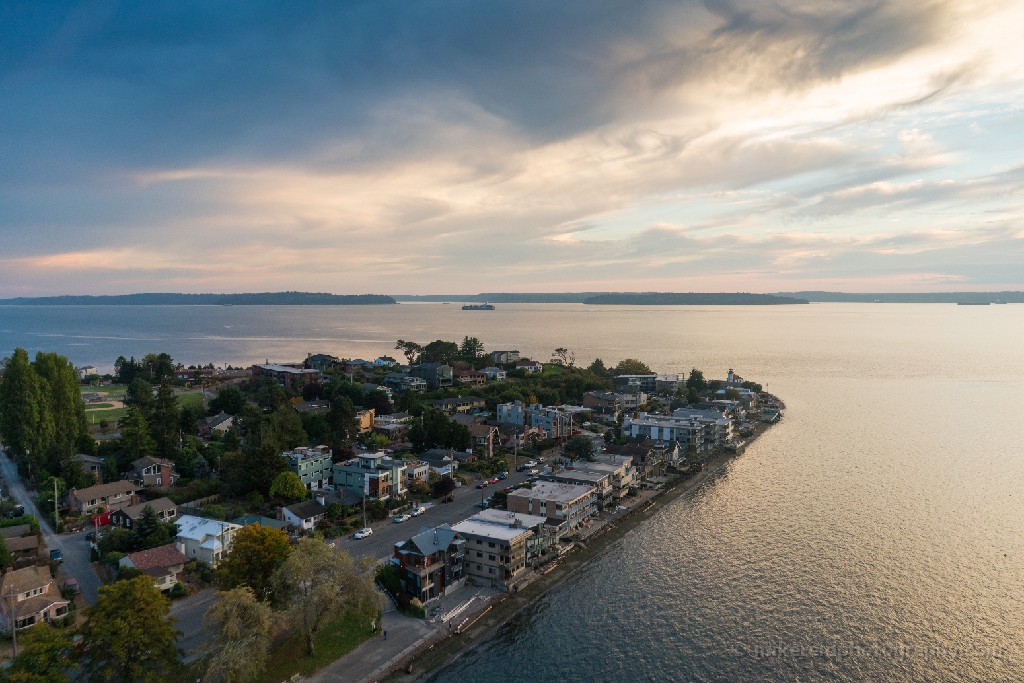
497, 472, 508, 480
476, 481, 487, 489
84, 532, 95, 542
63, 578, 80, 594
50, 548, 63, 563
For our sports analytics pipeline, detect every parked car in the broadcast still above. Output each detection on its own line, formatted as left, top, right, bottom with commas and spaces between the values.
353, 528, 373, 539
411, 506, 427, 517
84, 532, 95, 542
488, 477, 499, 485
476, 482, 488, 489
393, 514, 412, 524
497, 472, 508, 480
523, 460, 538, 468
50, 549, 63, 564
528, 468, 539, 475
63, 578, 80, 594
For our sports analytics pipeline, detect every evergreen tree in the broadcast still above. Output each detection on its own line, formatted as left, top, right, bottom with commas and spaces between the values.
134, 505, 161, 544
150, 383, 179, 460
119, 406, 156, 462
33, 351, 88, 467
124, 377, 155, 418
0, 348, 51, 476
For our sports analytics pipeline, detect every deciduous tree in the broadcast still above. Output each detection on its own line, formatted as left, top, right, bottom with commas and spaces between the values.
420, 340, 459, 366
268, 471, 307, 502
612, 359, 651, 376
208, 385, 247, 415
2, 622, 78, 683
273, 538, 381, 656
563, 434, 596, 461
80, 576, 180, 683
200, 587, 273, 683
217, 524, 291, 602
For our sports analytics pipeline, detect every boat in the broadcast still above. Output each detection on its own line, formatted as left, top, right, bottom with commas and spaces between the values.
462, 303, 495, 310
957, 302, 990, 305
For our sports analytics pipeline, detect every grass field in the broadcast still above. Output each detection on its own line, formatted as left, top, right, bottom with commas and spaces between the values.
85, 408, 127, 423
255, 609, 378, 683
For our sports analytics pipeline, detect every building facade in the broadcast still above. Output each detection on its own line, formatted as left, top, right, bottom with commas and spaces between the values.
506, 482, 595, 535
392, 525, 465, 604
284, 446, 333, 490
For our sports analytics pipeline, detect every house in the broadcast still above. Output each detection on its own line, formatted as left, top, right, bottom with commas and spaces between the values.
496, 400, 527, 425
418, 449, 461, 477
230, 514, 290, 531
355, 409, 376, 433
0, 525, 31, 540
612, 374, 658, 393
110, 497, 178, 529
450, 413, 483, 428
173, 369, 196, 382
527, 405, 571, 439
69, 481, 136, 514
453, 369, 487, 387
409, 363, 454, 389
374, 422, 410, 443
253, 363, 323, 389
375, 411, 410, 427
0, 566, 70, 630
392, 524, 465, 604
374, 356, 398, 367
130, 456, 177, 488
582, 390, 645, 413
119, 544, 188, 593
452, 511, 540, 584
490, 350, 520, 364
281, 500, 328, 530
342, 359, 374, 374
429, 396, 485, 415
294, 400, 332, 415
384, 372, 428, 393
403, 460, 430, 485
305, 353, 340, 371
515, 360, 543, 374
377, 459, 409, 498
72, 453, 105, 482
77, 366, 99, 381
468, 424, 498, 458
495, 423, 541, 450
5, 535, 39, 560
174, 515, 241, 567
198, 411, 235, 437
506, 482, 595, 536
284, 446, 333, 491
361, 383, 392, 398
333, 453, 393, 500
479, 366, 506, 382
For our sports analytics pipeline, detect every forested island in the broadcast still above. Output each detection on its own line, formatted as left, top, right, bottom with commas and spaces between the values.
0, 292, 396, 305
583, 293, 809, 305
779, 291, 1024, 303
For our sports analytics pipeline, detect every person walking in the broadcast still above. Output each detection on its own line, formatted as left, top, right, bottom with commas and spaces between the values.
383, 629, 388, 641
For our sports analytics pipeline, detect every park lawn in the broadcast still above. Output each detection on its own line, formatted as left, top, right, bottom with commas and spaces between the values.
177, 393, 205, 408
84, 407, 127, 422
255, 609, 379, 683
83, 402, 115, 409
81, 384, 127, 396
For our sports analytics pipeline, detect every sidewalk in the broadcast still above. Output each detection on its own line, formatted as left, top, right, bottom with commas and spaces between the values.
306, 610, 435, 683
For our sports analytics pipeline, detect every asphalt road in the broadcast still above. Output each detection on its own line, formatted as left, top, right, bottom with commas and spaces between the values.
171, 588, 218, 661
0, 447, 103, 604
332, 461, 539, 562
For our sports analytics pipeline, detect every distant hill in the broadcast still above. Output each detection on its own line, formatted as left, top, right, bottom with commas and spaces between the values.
780, 291, 1024, 304
0, 292, 396, 305
584, 292, 809, 305
392, 293, 604, 303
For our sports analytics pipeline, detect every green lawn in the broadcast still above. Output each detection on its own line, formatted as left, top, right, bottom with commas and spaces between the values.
255, 609, 379, 683
85, 408, 127, 422
176, 393, 205, 408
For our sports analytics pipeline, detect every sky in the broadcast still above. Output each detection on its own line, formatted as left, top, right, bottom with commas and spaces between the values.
1, 0, 1023, 296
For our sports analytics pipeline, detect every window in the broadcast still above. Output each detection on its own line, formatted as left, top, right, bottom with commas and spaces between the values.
489, 567, 496, 574
488, 555, 495, 561
488, 542, 495, 548
476, 552, 482, 557
476, 564, 482, 570
476, 540, 482, 545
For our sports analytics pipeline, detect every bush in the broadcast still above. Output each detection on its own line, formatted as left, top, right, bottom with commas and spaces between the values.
375, 564, 401, 597
169, 582, 188, 599
116, 565, 143, 582
406, 597, 425, 619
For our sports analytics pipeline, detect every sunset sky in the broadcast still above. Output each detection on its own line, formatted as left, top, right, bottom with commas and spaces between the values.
2, 0, 1023, 296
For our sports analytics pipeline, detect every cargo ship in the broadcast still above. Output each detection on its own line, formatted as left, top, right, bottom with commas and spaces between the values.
462, 303, 495, 310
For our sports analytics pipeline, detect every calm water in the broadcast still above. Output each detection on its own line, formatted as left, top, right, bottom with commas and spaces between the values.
4, 303, 1024, 680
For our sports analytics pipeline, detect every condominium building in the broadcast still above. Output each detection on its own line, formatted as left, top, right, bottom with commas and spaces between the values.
284, 445, 333, 491
333, 453, 393, 500
452, 512, 536, 583
507, 482, 595, 535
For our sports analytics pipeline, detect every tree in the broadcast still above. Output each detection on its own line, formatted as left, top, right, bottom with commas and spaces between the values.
101, 457, 119, 484
133, 505, 165, 549
36, 476, 67, 524
364, 390, 392, 416
551, 348, 575, 367
420, 340, 459, 366
394, 340, 423, 364
326, 397, 359, 446
0, 348, 51, 475
217, 524, 291, 602
80, 576, 180, 683
33, 351, 88, 469
725, 387, 741, 400
587, 358, 608, 377
564, 434, 596, 461
686, 368, 708, 393
150, 383, 179, 460
124, 377, 155, 417
114, 356, 145, 385
612, 359, 651, 376
200, 587, 273, 683
432, 476, 456, 500
269, 406, 307, 450
273, 538, 381, 656
178, 399, 205, 438
0, 536, 11, 569
142, 353, 175, 383
269, 471, 307, 502
686, 386, 700, 405
2, 622, 78, 683
208, 386, 247, 415
118, 406, 156, 463
459, 336, 485, 361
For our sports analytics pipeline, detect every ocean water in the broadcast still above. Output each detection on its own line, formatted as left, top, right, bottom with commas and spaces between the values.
3, 302, 1024, 680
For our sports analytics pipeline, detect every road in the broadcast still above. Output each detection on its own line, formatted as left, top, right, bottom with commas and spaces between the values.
0, 447, 103, 604
332, 461, 539, 561
171, 588, 218, 660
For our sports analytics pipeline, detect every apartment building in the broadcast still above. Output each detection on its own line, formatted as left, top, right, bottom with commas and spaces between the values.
452, 513, 535, 583
393, 524, 466, 605
284, 445, 333, 491
333, 453, 393, 500
507, 482, 595, 535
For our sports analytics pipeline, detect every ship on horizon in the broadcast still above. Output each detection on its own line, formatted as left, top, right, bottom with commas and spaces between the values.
462, 302, 495, 310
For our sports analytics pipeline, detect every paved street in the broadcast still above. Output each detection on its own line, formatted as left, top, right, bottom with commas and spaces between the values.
0, 447, 103, 604
332, 462, 538, 562
171, 588, 218, 660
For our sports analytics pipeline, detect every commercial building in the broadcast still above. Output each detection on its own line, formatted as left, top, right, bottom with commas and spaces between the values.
507, 482, 595, 535
284, 445, 333, 491
392, 524, 466, 605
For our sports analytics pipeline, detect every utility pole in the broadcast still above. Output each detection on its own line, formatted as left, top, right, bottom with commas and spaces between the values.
4, 587, 18, 657
53, 477, 60, 533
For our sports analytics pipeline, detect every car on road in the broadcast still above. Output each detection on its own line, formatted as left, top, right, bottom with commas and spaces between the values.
523, 460, 538, 468
411, 506, 427, 516
50, 549, 63, 563
497, 472, 507, 480
488, 477, 499, 485
528, 468, 539, 475
84, 532, 95, 542
353, 528, 373, 539
63, 578, 80, 594
476, 481, 488, 489
393, 514, 412, 524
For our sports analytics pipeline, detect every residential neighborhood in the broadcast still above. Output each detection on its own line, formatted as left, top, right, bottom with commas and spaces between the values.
0, 340, 780, 683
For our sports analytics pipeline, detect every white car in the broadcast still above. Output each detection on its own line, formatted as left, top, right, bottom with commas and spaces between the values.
353, 527, 373, 539
393, 514, 412, 524
411, 506, 427, 517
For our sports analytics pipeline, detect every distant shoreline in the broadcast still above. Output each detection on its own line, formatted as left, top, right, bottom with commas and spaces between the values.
0, 292, 396, 306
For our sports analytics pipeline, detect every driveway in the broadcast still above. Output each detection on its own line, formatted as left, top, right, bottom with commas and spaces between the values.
332, 464, 537, 562
0, 447, 104, 604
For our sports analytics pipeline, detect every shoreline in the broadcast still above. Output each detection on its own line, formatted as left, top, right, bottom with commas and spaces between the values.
375, 414, 780, 683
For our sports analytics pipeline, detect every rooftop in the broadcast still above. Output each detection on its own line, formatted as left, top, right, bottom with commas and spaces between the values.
118, 497, 177, 520
284, 500, 328, 520
230, 515, 290, 530
474, 508, 548, 528
508, 481, 595, 503
175, 515, 240, 541
256, 364, 320, 374
451, 518, 534, 542
72, 480, 134, 500
0, 565, 50, 595
126, 543, 188, 571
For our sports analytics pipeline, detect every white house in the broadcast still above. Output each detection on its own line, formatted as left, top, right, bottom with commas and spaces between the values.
174, 515, 241, 567
281, 500, 328, 530
374, 356, 398, 367
480, 367, 507, 382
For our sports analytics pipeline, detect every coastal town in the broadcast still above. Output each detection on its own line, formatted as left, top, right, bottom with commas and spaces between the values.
0, 341, 782, 683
